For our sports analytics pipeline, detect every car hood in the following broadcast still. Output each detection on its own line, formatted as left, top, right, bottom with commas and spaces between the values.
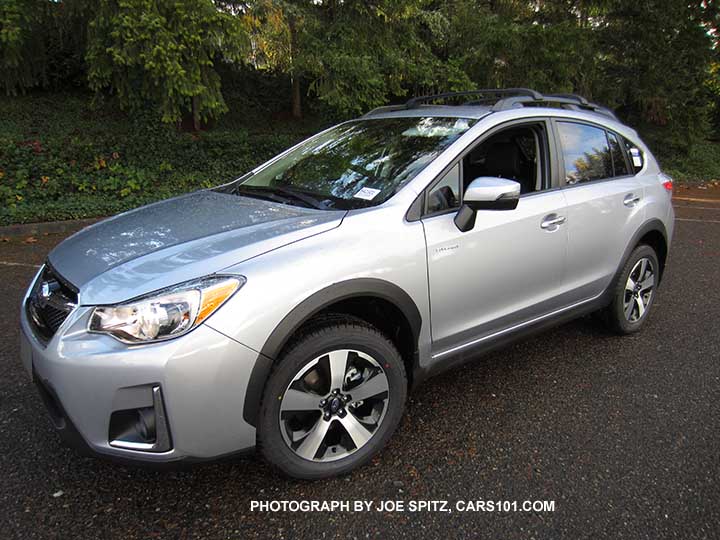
48, 190, 345, 305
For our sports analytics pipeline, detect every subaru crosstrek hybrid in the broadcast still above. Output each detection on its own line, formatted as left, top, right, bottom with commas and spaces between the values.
20, 89, 674, 479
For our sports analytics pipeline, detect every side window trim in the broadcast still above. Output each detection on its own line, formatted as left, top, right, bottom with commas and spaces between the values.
413, 117, 557, 220
606, 130, 633, 178
604, 130, 616, 176
608, 130, 637, 178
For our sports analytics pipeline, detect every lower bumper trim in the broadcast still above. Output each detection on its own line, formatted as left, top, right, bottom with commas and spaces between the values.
34, 372, 255, 469
34, 373, 95, 458
109, 386, 173, 453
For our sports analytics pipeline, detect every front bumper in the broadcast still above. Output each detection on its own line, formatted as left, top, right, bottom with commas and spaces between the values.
20, 299, 260, 464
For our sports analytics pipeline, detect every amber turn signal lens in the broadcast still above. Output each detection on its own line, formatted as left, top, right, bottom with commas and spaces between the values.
196, 279, 241, 324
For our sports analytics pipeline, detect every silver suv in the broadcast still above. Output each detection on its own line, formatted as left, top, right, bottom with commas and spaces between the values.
20, 89, 674, 479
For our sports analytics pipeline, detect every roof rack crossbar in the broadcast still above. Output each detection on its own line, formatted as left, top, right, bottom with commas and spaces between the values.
405, 88, 543, 109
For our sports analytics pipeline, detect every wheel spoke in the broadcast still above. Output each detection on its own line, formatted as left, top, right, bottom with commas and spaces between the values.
350, 373, 389, 402
295, 417, 331, 460
625, 276, 636, 292
635, 295, 646, 318
624, 298, 635, 320
639, 274, 654, 292
327, 350, 349, 391
281, 388, 321, 412
638, 258, 648, 280
339, 413, 373, 449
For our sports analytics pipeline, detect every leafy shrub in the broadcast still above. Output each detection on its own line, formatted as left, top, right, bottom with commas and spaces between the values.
0, 92, 310, 225
660, 140, 720, 183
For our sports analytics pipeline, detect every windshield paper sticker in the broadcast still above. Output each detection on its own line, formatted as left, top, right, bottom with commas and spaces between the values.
354, 187, 381, 200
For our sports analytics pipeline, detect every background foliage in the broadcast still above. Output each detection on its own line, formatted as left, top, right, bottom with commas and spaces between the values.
0, 0, 718, 224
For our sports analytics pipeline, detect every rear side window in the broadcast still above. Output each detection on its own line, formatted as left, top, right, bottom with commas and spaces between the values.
557, 122, 612, 184
607, 132, 630, 176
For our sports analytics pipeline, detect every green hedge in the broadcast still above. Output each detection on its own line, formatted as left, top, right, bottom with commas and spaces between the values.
0, 93, 312, 225
660, 140, 720, 184
1, 92, 719, 226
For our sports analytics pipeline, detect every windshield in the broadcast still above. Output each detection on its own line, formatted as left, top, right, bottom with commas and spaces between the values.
230, 117, 476, 210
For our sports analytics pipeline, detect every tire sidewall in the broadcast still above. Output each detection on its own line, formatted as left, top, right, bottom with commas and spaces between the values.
258, 324, 407, 479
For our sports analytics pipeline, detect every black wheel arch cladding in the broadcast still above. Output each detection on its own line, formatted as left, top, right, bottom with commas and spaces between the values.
616, 218, 668, 284
243, 278, 422, 427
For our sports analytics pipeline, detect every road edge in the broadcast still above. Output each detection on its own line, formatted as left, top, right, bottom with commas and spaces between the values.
0, 218, 101, 239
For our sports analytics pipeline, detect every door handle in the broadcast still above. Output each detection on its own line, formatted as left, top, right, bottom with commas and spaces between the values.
623, 194, 641, 207
540, 214, 566, 230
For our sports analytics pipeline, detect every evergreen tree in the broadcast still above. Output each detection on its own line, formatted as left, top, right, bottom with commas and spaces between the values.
86, 0, 249, 130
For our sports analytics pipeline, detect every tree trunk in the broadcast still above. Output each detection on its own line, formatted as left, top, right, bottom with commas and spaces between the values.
291, 75, 302, 119
192, 95, 201, 131
288, 16, 302, 120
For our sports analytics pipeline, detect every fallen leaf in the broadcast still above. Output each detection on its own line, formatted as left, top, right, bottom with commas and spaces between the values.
24, 236, 38, 244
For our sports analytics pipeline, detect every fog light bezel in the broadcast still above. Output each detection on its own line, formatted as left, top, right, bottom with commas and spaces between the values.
109, 386, 172, 453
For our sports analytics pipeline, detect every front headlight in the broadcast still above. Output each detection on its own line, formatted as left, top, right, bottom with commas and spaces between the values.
89, 276, 244, 344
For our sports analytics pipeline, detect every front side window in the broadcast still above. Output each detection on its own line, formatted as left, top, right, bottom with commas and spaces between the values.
234, 117, 476, 210
463, 123, 547, 194
421, 122, 549, 217
557, 122, 612, 185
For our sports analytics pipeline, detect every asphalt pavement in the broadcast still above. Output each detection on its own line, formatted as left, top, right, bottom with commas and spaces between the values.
1, 200, 719, 539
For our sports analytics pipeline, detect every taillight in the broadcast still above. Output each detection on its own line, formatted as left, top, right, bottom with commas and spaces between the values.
661, 175, 673, 192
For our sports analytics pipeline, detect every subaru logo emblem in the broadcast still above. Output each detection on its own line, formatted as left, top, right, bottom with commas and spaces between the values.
40, 281, 51, 298
330, 397, 341, 414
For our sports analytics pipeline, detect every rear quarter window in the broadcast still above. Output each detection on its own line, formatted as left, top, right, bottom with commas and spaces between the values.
622, 137, 645, 173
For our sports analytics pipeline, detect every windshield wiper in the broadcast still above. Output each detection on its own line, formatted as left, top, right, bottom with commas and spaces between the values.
268, 185, 330, 210
233, 185, 329, 210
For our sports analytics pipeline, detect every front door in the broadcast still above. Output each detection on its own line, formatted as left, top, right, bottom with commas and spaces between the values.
421, 120, 569, 358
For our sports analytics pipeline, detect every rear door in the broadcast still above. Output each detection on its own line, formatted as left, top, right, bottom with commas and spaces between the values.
553, 120, 645, 300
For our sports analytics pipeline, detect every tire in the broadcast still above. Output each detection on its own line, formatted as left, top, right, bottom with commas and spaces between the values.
601, 244, 660, 334
257, 318, 407, 479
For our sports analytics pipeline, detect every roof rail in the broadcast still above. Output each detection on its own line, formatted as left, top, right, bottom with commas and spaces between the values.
546, 93, 590, 106
363, 88, 618, 121
361, 104, 407, 118
492, 93, 618, 120
405, 88, 543, 109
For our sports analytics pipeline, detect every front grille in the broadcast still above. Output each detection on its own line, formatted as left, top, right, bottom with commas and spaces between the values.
26, 264, 78, 341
